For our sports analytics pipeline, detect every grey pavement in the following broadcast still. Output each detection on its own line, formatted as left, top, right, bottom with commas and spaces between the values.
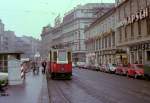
0, 68, 49, 103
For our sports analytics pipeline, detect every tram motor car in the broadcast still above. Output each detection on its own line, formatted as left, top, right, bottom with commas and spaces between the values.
47, 48, 72, 79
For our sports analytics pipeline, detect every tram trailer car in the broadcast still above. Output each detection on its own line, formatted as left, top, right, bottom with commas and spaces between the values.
48, 49, 72, 79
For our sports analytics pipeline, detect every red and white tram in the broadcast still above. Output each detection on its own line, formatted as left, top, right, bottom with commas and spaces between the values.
47, 48, 72, 79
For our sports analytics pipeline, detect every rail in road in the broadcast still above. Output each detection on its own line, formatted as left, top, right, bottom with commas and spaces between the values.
47, 68, 150, 103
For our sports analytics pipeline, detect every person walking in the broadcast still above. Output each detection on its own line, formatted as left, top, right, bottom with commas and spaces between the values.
31, 61, 37, 75
41, 60, 47, 74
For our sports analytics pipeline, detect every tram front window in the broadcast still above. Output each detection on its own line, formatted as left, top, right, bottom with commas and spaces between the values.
58, 51, 67, 62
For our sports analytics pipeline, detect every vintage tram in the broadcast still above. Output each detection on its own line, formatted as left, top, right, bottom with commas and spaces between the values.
47, 48, 72, 79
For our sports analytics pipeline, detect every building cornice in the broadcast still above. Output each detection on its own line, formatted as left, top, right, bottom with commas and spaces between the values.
62, 17, 96, 27
85, 7, 116, 32
115, 0, 129, 9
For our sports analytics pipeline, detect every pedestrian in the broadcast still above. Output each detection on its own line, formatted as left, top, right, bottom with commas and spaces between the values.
41, 60, 47, 74
32, 61, 37, 75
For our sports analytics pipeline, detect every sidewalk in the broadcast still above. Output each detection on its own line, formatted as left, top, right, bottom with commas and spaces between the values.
0, 68, 49, 103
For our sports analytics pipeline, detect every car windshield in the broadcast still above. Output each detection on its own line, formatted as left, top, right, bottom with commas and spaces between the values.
112, 64, 117, 67
109, 64, 116, 67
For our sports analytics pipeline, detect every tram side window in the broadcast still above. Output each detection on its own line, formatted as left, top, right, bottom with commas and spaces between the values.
49, 51, 52, 61
68, 51, 71, 63
53, 51, 57, 62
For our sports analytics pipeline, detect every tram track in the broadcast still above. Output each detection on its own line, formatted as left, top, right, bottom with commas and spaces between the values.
47, 69, 150, 103
73, 70, 150, 101
47, 79, 71, 103
54, 81, 72, 103
69, 76, 117, 103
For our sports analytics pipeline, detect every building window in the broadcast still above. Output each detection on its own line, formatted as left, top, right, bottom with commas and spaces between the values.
112, 32, 115, 46
119, 28, 122, 42
99, 39, 101, 49
125, 26, 127, 40
96, 40, 99, 50
147, 51, 150, 61
84, 25, 88, 29
109, 36, 111, 47
105, 37, 107, 49
102, 38, 104, 49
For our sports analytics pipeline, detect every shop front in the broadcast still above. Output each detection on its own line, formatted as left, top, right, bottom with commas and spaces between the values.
98, 49, 116, 65
129, 42, 150, 64
116, 49, 128, 65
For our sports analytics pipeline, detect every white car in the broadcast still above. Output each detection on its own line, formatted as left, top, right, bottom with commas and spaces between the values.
0, 72, 8, 85
77, 62, 86, 69
107, 64, 117, 73
0, 72, 8, 80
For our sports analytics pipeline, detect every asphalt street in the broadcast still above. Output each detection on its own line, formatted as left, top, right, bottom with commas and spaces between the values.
47, 68, 150, 103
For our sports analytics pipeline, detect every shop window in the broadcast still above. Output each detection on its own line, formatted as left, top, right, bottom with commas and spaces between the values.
0, 61, 2, 72
138, 51, 142, 64
147, 51, 150, 61
131, 52, 135, 64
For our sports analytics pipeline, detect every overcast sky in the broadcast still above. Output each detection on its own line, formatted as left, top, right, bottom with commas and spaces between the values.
0, 0, 115, 39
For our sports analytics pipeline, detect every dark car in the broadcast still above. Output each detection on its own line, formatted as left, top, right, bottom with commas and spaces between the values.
90, 64, 100, 71
144, 62, 150, 79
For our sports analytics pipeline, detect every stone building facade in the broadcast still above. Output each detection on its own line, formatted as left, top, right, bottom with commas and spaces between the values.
116, 0, 150, 64
85, 8, 117, 65
41, 3, 114, 63
41, 25, 53, 58
85, 0, 150, 65
0, 20, 16, 52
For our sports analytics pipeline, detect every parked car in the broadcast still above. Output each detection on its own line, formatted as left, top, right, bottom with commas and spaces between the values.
100, 64, 107, 72
94, 64, 100, 71
127, 64, 144, 78
107, 64, 117, 73
115, 64, 128, 75
72, 63, 77, 68
0, 72, 8, 86
144, 62, 150, 79
77, 62, 86, 69
89, 64, 100, 71
82, 63, 90, 69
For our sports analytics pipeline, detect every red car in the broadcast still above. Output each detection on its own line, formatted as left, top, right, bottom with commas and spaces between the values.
127, 64, 144, 78
115, 65, 128, 75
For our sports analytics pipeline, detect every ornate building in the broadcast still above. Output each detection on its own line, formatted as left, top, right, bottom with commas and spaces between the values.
85, 8, 117, 65
116, 0, 150, 64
